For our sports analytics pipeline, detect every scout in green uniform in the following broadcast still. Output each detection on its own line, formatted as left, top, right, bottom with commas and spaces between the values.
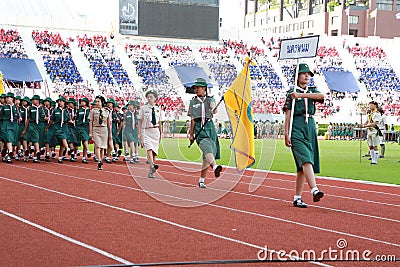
21, 95, 45, 163
0, 92, 19, 163
76, 97, 91, 163
187, 78, 222, 188
45, 96, 71, 163
109, 99, 122, 161
114, 103, 124, 158
41, 97, 54, 162
121, 105, 130, 160
0, 94, 5, 152
122, 100, 138, 164
18, 96, 31, 161
65, 98, 79, 162
283, 63, 324, 208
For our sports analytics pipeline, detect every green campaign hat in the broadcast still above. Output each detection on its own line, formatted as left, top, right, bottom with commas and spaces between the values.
6, 92, 15, 98
193, 78, 207, 87
51, 101, 56, 106
22, 96, 31, 104
43, 97, 52, 103
134, 101, 141, 107
106, 98, 115, 104
91, 100, 96, 106
145, 89, 158, 99
0, 94, 6, 98
297, 63, 314, 77
127, 100, 135, 106
80, 97, 90, 104
68, 97, 77, 104
57, 96, 67, 102
122, 105, 127, 110
31, 94, 41, 101
15, 95, 21, 100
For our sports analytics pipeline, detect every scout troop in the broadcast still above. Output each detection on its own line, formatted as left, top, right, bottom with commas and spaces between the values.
0, 93, 143, 169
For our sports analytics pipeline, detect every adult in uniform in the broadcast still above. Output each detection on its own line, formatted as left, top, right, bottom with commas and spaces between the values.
76, 97, 91, 163
45, 96, 71, 163
89, 95, 112, 170
0, 92, 19, 163
283, 63, 325, 208
360, 101, 381, 165
187, 78, 222, 188
138, 90, 162, 178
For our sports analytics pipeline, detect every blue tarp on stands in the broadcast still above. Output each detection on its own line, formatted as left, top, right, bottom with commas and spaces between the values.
0, 58, 43, 82
174, 66, 213, 89
322, 70, 360, 93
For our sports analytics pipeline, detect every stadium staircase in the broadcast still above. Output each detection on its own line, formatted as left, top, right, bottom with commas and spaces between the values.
67, 40, 99, 96
18, 28, 53, 97
108, 39, 144, 98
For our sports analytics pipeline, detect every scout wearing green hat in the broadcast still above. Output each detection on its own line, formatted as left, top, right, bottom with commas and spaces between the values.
188, 77, 222, 188
283, 62, 324, 208
45, 96, 71, 163
22, 95, 46, 163
0, 92, 19, 163
17, 96, 31, 160
65, 98, 79, 162
111, 100, 123, 161
122, 100, 139, 164
76, 97, 91, 163
41, 97, 55, 161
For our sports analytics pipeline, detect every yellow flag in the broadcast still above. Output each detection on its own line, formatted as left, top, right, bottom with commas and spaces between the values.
224, 59, 255, 171
0, 73, 4, 94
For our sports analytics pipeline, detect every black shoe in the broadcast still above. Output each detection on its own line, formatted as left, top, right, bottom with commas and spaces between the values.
293, 199, 307, 208
105, 157, 112, 164
98, 162, 103, 170
129, 159, 135, 164
23, 157, 29, 162
82, 158, 88, 164
313, 191, 324, 202
198, 182, 206, 188
117, 149, 122, 156
76, 152, 81, 157
368, 157, 372, 160
6, 157, 12, 164
33, 159, 40, 163
214, 165, 222, 178
70, 157, 77, 162
45, 158, 51, 162
87, 152, 91, 158
379, 155, 384, 158
58, 158, 63, 164
370, 162, 377, 165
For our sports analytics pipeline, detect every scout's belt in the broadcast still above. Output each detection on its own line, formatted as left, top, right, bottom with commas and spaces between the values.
294, 114, 313, 118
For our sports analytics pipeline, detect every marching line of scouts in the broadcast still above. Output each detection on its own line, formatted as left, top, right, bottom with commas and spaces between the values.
0, 90, 164, 178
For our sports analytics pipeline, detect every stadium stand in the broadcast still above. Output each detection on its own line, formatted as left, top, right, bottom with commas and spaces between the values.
0, 28, 28, 59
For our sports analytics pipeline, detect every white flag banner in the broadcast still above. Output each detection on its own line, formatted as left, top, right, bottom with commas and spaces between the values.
370, 8, 377, 19
278, 35, 319, 60
396, 12, 400, 20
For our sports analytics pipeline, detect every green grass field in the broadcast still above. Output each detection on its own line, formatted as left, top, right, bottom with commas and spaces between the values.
153, 138, 400, 185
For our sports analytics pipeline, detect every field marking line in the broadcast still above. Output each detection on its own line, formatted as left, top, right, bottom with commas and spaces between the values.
10, 164, 400, 222
2, 170, 399, 249
0, 176, 331, 267
0, 209, 133, 265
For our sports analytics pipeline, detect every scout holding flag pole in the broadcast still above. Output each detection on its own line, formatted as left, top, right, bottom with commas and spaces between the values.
279, 35, 325, 208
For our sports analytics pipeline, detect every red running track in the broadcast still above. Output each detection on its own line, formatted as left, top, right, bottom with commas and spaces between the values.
0, 158, 399, 267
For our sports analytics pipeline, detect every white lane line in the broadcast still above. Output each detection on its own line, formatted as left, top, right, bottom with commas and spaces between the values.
0, 209, 133, 265
0, 176, 332, 267
2, 173, 399, 249
11, 164, 400, 222
158, 158, 400, 189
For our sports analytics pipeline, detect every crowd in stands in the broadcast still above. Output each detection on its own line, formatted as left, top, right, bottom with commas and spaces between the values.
77, 34, 132, 86
199, 45, 237, 89
158, 44, 197, 67
126, 43, 169, 87
0, 28, 28, 58
315, 46, 345, 73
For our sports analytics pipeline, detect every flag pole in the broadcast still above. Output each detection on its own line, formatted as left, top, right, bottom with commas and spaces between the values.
287, 59, 300, 150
